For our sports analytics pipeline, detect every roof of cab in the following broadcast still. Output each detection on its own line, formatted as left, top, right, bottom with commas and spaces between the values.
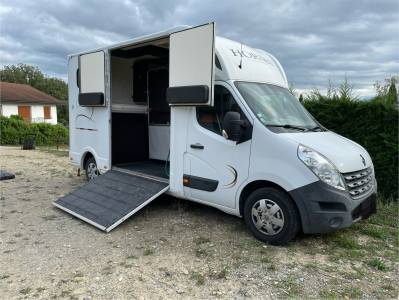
215, 37, 288, 88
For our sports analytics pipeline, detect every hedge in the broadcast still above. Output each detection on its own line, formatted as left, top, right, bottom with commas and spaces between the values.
304, 99, 398, 200
0, 115, 68, 146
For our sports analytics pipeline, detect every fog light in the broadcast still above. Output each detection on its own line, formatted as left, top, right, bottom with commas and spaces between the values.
329, 217, 343, 228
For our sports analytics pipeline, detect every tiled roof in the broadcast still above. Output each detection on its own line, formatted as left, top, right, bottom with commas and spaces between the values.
0, 82, 64, 105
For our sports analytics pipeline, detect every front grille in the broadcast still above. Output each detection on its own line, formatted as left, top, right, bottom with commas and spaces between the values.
342, 167, 374, 199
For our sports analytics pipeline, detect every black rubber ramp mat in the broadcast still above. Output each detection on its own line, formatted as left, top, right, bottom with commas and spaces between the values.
53, 170, 169, 232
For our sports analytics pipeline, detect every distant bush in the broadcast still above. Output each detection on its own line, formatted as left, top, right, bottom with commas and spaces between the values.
302, 82, 398, 200
0, 115, 68, 147
0, 115, 26, 144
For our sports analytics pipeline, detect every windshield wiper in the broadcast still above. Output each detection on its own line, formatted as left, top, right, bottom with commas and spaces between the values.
266, 124, 308, 131
308, 125, 324, 132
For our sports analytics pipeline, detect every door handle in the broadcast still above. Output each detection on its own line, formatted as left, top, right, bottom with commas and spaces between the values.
190, 143, 204, 150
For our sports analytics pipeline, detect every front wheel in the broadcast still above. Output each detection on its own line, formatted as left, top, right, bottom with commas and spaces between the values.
243, 187, 300, 245
85, 157, 99, 181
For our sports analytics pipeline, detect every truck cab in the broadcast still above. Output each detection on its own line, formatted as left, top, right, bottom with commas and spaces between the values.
63, 23, 377, 244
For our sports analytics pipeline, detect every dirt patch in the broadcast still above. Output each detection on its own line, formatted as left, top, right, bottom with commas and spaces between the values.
0, 146, 398, 299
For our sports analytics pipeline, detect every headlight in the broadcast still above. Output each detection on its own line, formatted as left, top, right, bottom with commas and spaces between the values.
298, 145, 346, 191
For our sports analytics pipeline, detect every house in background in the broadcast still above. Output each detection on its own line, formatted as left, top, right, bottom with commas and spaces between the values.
0, 82, 62, 124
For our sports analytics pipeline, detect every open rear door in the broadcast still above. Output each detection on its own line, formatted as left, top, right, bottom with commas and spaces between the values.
72, 50, 111, 172
167, 22, 215, 106
53, 170, 169, 232
79, 51, 106, 106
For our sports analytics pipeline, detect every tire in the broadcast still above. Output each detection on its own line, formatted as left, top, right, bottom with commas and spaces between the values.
85, 157, 99, 181
243, 187, 300, 245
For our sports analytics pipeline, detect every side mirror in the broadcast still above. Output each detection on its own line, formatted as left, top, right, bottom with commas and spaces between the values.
222, 111, 243, 142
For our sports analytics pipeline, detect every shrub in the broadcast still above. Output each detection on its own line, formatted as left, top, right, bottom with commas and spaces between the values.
0, 115, 68, 147
304, 98, 398, 200
0, 115, 27, 144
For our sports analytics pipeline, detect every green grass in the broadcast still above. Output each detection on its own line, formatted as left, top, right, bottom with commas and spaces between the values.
367, 258, 387, 271
259, 254, 277, 270
215, 265, 229, 279
342, 286, 362, 299
330, 233, 360, 250
368, 198, 398, 228
190, 272, 205, 285
303, 262, 318, 271
19, 288, 32, 295
37, 147, 69, 157
195, 247, 209, 258
319, 288, 339, 299
277, 276, 301, 297
143, 248, 155, 256
358, 224, 388, 239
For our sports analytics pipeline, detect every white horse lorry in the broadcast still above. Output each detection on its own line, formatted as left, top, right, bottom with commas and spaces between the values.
54, 23, 377, 244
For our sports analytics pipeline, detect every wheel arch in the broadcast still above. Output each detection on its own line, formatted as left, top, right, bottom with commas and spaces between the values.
238, 180, 302, 228
81, 151, 95, 169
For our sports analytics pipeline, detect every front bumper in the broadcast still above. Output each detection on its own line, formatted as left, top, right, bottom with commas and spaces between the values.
289, 180, 377, 234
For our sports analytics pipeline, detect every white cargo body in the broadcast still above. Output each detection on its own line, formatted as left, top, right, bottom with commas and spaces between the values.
55, 23, 377, 244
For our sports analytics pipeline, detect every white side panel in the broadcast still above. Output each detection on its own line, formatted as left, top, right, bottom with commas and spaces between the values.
1, 104, 18, 117
169, 106, 190, 195
169, 23, 215, 105
149, 125, 170, 161
80, 51, 105, 94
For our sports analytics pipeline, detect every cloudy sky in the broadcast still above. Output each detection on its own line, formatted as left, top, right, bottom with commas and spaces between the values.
0, 0, 398, 96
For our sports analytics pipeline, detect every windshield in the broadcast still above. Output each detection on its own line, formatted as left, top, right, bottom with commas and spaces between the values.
235, 82, 319, 130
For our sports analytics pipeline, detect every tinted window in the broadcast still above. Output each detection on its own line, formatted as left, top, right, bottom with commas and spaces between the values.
197, 85, 246, 136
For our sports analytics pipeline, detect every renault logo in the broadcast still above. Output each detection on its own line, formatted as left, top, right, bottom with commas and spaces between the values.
360, 154, 366, 167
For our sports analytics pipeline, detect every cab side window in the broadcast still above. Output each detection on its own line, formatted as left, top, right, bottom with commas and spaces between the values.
196, 85, 247, 136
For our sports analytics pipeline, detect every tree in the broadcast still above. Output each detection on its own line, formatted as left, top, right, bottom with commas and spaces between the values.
337, 77, 357, 101
387, 79, 398, 107
0, 64, 68, 125
372, 76, 398, 108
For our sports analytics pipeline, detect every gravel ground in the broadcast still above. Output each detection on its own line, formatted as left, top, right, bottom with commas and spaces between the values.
0, 146, 398, 299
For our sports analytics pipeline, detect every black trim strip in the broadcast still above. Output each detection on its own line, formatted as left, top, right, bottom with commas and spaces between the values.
190, 143, 204, 149
183, 174, 218, 192
79, 93, 105, 106
76, 128, 98, 131
167, 85, 209, 105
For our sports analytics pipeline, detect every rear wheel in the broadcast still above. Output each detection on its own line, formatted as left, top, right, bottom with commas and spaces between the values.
85, 157, 99, 181
243, 187, 300, 245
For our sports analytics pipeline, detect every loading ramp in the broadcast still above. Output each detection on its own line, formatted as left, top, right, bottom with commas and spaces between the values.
53, 170, 169, 232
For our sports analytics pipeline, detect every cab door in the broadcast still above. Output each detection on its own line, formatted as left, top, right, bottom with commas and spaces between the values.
183, 83, 253, 209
